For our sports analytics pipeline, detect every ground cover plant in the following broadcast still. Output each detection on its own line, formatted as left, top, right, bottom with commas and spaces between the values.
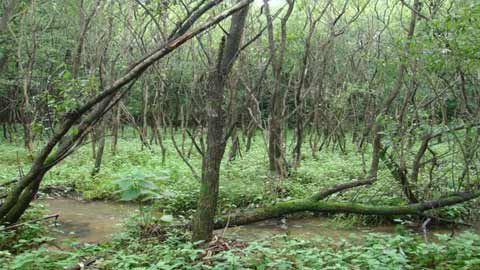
2, 221, 480, 269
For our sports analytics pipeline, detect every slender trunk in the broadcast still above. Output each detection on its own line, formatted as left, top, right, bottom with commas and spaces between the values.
91, 120, 105, 176
18, 10, 37, 154
292, 7, 324, 167
244, 122, 255, 152
142, 83, 149, 149
192, 3, 249, 241
264, 0, 295, 177
91, 130, 97, 159
111, 103, 121, 155
0, 0, 20, 34
72, 0, 101, 79
228, 129, 241, 161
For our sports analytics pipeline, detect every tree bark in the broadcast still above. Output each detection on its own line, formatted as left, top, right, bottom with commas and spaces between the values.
192, 2, 250, 241
264, 0, 295, 177
72, 0, 101, 79
214, 189, 480, 229
91, 120, 105, 176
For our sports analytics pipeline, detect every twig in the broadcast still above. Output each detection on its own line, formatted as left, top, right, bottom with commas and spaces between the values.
420, 213, 472, 228
171, 132, 200, 180
1, 214, 59, 231
221, 215, 231, 237
421, 217, 431, 242
399, 0, 430, 21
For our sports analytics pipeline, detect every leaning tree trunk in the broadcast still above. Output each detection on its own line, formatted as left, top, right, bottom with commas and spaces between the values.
192, 3, 250, 241
0, 0, 255, 225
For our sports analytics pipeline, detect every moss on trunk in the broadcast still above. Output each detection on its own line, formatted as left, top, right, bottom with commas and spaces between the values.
214, 190, 480, 229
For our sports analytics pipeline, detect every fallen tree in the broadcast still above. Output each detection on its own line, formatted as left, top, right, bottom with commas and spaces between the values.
214, 179, 480, 228
212, 119, 480, 229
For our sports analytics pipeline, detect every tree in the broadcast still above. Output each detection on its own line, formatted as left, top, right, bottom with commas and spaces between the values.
264, 0, 295, 177
0, 0, 254, 225
193, 1, 250, 242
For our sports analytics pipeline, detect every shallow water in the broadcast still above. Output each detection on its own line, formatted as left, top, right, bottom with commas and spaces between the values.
220, 217, 396, 242
39, 198, 479, 244
39, 199, 137, 243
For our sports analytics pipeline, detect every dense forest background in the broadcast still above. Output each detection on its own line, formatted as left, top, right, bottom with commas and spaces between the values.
1, 0, 480, 269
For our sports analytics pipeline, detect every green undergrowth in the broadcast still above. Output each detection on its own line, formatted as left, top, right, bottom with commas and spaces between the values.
0, 204, 51, 254
1, 134, 386, 210
1, 221, 480, 270
0, 131, 478, 222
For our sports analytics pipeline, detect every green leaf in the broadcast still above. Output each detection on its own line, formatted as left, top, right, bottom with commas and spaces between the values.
160, 214, 174, 223
120, 188, 140, 201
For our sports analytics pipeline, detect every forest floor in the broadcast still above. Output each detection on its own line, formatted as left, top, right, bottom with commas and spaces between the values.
1, 134, 480, 269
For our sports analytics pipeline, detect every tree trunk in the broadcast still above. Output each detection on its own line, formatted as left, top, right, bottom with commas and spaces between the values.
264, 0, 295, 177
142, 83, 149, 150
0, 0, 20, 34
214, 190, 480, 228
292, 4, 328, 167
91, 120, 105, 176
214, 171, 480, 229
72, 0, 101, 79
111, 103, 121, 155
192, 3, 250, 241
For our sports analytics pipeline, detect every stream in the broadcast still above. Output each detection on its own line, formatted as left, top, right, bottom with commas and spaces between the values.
39, 199, 480, 244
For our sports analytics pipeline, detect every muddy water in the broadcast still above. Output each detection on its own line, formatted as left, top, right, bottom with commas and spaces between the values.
40, 199, 479, 244
220, 218, 397, 242
39, 199, 137, 243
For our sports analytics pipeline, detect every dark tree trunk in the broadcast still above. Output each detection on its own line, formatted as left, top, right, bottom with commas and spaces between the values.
192, 3, 250, 241
263, 0, 295, 177
91, 120, 106, 176
111, 103, 121, 155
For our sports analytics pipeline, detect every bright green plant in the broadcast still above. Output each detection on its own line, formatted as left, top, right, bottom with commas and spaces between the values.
113, 168, 175, 226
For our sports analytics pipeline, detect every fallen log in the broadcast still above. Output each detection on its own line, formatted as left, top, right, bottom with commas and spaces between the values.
214, 190, 480, 228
